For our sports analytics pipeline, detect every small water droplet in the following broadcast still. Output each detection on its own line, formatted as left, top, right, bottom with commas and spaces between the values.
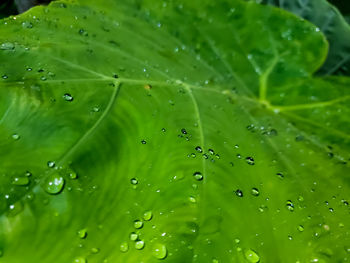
78, 28, 88, 36
181, 128, 187, 134
12, 176, 29, 186
143, 211, 153, 221
286, 200, 294, 211
47, 161, 55, 168
22, 21, 33, 28
277, 172, 284, 179
63, 93, 74, 101
245, 157, 255, 165
161, 128, 166, 132
297, 225, 304, 232
44, 174, 65, 194
152, 243, 167, 259
73, 257, 86, 263
120, 242, 129, 252
12, 133, 20, 140
0, 42, 15, 50
135, 240, 145, 250
208, 149, 214, 155
244, 249, 260, 263
195, 146, 202, 153
189, 196, 197, 203
134, 220, 143, 229
141, 140, 147, 144
251, 188, 259, 196
91, 248, 99, 254
193, 172, 203, 181
129, 232, 138, 241
130, 178, 138, 185
78, 228, 87, 239
235, 189, 243, 197
2, 75, 8, 79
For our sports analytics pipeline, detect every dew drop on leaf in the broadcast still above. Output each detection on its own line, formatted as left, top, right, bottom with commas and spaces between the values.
73, 257, 86, 263
1, 75, 8, 79
141, 139, 147, 144
63, 93, 74, 102
120, 242, 129, 253
22, 21, 33, 28
143, 210, 153, 221
193, 172, 203, 181
152, 243, 167, 259
129, 232, 138, 241
297, 225, 304, 232
44, 174, 65, 194
195, 146, 202, 153
134, 220, 143, 229
244, 249, 260, 263
286, 200, 294, 211
12, 133, 20, 140
251, 188, 259, 196
135, 240, 145, 250
235, 189, 243, 197
47, 161, 55, 168
130, 178, 138, 185
78, 228, 87, 239
181, 128, 187, 134
245, 157, 255, 165
12, 176, 29, 186
0, 42, 15, 50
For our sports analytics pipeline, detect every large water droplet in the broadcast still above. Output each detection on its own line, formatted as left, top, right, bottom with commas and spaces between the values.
129, 232, 138, 241
134, 220, 143, 229
152, 243, 167, 259
12, 176, 29, 186
244, 249, 260, 263
44, 174, 65, 194
143, 210, 153, 221
135, 240, 145, 250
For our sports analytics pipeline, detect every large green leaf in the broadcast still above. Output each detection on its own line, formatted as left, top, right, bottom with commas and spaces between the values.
0, 0, 349, 262
259, 0, 350, 76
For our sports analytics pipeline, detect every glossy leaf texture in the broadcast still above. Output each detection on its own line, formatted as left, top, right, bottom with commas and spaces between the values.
259, 0, 350, 76
0, 0, 350, 262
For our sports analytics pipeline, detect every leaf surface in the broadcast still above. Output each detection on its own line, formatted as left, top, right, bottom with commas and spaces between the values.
0, 0, 349, 262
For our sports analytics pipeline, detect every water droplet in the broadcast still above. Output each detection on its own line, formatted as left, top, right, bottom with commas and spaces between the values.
235, 189, 243, 197
143, 210, 153, 221
44, 174, 65, 194
0, 42, 15, 50
286, 200, 294, 212
12, 176, 29, 186
135, 240, 145, 250
245, 157, 255, 165
120, 242, 129, 252
189, 196, 197, 203
63, 93, 74, 101
47, 161, 55, 168
22, 21, 33, 28
181, 128, 187, 134
251, 188, 259, 196
129, 232, 138, 241
244, 249, 260, 263
161, 128, 166, 132
91, 247, 99, 254
141, 140, 147, 144
297, 225, 304, 232
78, 228, 87, 239
277, 172, 284, 179
208, 149, 214, 155
212, 259, 219, 263
68, 170, 78, 179
193, 172, 203, 181
78, 29, 88, 36
203, 153, 209, 159
73, 257, 86, 263
12, 133, 20, 140
2, 75, 8, 79
152, 243, 167, 259
195, 146, 202, 153
130, 178, 138, 185
8, 201, 24, 216
134, 220, 143, 229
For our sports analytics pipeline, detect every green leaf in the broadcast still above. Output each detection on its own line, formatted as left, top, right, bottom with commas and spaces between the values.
0, 0, 349, 262
260, 0, 350, 76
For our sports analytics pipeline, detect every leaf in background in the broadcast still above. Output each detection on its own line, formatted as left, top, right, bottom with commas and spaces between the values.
0, 0, 350, 262
260, 0, 350, 76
